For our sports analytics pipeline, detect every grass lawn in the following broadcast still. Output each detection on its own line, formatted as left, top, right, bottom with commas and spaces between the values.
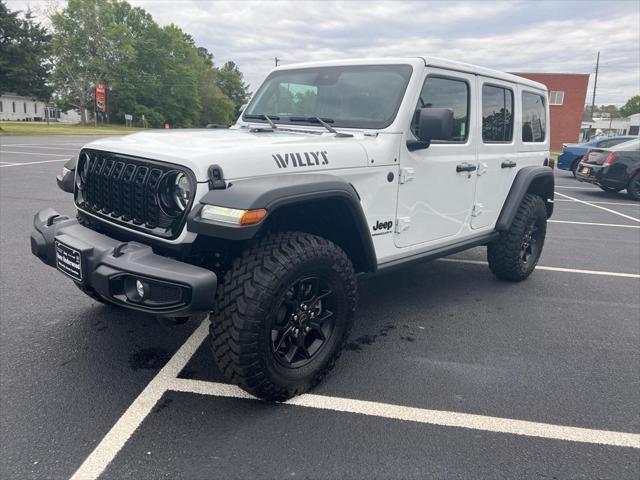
0, 122, 146, 136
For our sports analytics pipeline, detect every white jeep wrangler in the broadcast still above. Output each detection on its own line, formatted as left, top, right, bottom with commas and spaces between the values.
32, 57, 553, 400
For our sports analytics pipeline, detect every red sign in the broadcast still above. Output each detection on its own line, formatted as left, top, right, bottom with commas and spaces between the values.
94, 83, 107, 113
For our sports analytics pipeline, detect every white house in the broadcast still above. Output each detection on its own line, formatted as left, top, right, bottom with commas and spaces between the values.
0, 93, 82, 124
580, 113, 640, 140
0, 93, 48, 121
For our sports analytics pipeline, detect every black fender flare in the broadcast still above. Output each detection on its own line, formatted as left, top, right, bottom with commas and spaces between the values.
495, 166, 554, 232
187, 173, 377, 272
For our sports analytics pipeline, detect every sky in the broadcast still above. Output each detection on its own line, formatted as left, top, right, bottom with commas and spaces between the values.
7, 0, 640, 106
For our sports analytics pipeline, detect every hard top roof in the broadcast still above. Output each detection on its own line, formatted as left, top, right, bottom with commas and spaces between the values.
273, 56, 547, 91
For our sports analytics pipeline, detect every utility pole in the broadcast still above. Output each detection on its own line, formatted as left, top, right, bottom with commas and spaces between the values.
275, 57, 280, 67
588, 51, 600, 139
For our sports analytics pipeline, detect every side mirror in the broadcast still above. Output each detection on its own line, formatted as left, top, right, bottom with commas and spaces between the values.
407, 108, 455, 151
56, 157, 76, 194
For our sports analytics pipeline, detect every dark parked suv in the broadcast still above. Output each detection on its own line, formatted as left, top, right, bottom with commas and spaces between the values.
576, 138, 640, 200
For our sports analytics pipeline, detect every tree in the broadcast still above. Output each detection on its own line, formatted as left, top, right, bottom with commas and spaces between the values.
0, 1, 52, 99
51, 0, 136, 123
216, 61, 251, 118
49, 0, 242, 127
619, 96, 640, 118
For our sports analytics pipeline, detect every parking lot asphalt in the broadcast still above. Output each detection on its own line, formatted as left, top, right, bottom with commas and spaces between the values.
1, 136, 639, 479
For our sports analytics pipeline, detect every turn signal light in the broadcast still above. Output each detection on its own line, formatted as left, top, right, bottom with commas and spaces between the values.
240, 208, 267, 225
200, 205, 267, 225
603, 152, 618, 166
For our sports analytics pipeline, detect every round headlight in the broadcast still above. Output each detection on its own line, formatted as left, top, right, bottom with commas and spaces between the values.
159, 171, 193, 215
173, 173, 192, 211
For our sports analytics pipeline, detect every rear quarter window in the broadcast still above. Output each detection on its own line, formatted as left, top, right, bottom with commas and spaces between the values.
521, 92, 546, 143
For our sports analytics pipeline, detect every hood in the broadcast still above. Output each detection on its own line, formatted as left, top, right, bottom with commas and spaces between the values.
84, 128, 370, 182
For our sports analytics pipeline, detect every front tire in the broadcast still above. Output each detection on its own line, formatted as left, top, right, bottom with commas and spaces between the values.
210, 232, 357, 401
487, 194, 547, 282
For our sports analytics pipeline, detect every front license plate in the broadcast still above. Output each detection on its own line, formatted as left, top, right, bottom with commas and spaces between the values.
581, 166, 590, 174
55, 240, 83, 282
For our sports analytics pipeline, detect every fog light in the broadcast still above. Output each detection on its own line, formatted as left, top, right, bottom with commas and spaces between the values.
136, 279, 145, 298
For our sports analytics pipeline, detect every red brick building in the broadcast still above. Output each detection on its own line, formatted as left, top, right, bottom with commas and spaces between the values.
510, 73, 590, 150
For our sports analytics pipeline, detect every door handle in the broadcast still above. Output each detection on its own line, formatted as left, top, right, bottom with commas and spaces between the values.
501, 160, 517, 168
456, 163, 477, 173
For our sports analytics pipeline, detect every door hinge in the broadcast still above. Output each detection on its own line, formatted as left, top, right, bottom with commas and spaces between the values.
472, 203, 483, 217
395, 217, 411, 233
399, 167, 415, 184
477, 162, 488, 176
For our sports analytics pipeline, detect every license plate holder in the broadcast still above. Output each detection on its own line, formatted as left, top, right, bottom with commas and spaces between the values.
55, 239, 83, 282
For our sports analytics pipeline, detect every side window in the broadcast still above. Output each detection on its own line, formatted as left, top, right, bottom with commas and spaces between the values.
597, 139, 616, 148
482, 85, 513, 143
522, 92, 546, 142
412, 76, 469, 142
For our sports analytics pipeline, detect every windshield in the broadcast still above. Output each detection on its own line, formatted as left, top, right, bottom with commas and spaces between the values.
243, 64, 413, 129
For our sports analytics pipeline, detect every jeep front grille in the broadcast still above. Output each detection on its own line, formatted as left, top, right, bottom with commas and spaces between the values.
75, 149, 195, 239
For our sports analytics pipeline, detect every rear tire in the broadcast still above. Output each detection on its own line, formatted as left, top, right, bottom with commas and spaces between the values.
487, 194, 547, 282
210, 232, 357, 401
627, 173, 640, 201
599, 185, 623, 193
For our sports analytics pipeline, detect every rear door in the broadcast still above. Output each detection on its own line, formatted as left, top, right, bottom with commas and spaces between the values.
471, 77, 517, 229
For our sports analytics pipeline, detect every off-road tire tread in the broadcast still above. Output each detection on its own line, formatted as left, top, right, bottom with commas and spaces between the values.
210, 231, 357, 401
487, 193, 547, 282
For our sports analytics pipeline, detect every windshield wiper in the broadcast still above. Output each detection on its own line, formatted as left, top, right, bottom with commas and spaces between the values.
289, 116, 353, 138
244, 114, 279, 130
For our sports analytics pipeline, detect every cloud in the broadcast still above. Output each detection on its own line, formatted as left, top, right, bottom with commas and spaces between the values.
8, 0, 640, 104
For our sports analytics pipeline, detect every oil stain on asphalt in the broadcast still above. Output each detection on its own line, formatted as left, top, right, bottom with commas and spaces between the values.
129, 347, 172, 371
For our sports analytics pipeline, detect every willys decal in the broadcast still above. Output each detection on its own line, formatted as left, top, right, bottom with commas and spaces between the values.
273, 151, 329, 169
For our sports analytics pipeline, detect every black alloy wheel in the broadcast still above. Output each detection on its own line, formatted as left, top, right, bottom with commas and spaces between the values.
520, 218, 543, 268
270, 276, 336, 368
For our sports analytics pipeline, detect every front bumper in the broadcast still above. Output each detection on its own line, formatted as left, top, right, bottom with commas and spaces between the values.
30, 208, 217, 316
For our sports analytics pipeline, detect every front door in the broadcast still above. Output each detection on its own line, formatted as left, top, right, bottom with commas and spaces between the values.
395, 69, 477, 248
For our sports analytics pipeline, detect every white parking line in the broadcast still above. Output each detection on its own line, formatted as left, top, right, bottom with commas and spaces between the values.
69, 320, 210, 480
555, 192, 640, 223
0, 150, 73, 156
0, 145, 80, 151
0, 158, 69, 167
438, 258, 640, 279
70, 317, 640, 480
0, 142, 87, 147
548, 220, 640, 229
555, 185, 600, 190
554, 199, 639, 207
170, 378, 640, 449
